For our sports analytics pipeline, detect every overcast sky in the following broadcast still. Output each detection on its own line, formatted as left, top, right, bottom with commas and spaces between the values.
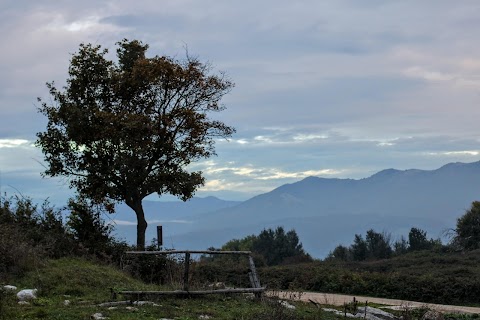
1, 1, 480, 204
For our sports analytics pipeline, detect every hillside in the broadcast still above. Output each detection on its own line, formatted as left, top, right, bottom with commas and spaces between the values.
116, 161, 480, 257
1, 257, 326, 319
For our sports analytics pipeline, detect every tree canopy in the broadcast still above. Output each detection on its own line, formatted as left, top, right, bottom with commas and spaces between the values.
218, 227, 311, 266
36, 39, 235, 249
408, 227, 431, 251
453, 201, 480, 250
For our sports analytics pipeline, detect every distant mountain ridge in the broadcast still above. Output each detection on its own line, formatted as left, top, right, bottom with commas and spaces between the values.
115, 161, 480, 257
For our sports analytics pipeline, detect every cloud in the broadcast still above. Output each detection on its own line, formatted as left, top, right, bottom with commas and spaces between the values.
200, 160, 342, 182
2, 1, 480, 203
403, 66, 480, 87
0, 139, 30, 148
255, 169, 341, 180
427, 150, 480, 157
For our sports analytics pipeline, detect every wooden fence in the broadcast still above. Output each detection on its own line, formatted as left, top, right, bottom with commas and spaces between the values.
119, 250, 264, 298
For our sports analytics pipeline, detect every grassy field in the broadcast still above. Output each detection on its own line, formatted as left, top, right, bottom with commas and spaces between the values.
259, 249, 480, 306
3, 253, 480, 319
0, 257, 338, 320
194, 249, 480, 306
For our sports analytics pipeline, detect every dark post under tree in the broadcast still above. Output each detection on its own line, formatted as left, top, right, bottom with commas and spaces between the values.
36, 39, 235, 250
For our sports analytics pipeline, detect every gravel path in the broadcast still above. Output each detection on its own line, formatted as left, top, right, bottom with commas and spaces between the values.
271, 291, 480, 314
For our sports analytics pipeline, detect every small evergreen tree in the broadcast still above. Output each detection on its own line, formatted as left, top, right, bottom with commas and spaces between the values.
452, 201, 480, 250
408, 227, 431, 251
328, 244, 350, 261
252, 227, 310, 265
393, 236, 408, 255
365, 229, 392, 259
67, 197, 113, 255
350, 234, 368, 261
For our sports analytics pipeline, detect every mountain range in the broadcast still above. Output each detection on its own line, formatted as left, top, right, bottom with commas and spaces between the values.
112, 161, 480, 257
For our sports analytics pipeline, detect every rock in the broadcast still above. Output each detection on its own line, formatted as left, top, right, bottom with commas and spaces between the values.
208, 282, 226, 289
323, 308, 355, 317
322, 306, 398, 320
125, 306, 138, 311
64, 300, 71, 306
91, 313, 108, 320
422, 310, 444, 320
107, 307, 118, 310
133, 300, 156, 306
98, 300, 130, 307
18, 301, 30, 305
3, 285, 17, 292
357, 306, 399, 320
279, 300, 296, 310
17, 289, 38, 301
199, 315, 211, 319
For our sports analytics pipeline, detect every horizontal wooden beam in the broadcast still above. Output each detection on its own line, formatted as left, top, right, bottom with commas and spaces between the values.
119, 287, 265, 296
125, 250, 252, 255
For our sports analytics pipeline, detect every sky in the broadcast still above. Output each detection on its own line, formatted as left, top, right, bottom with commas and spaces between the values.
1, 0, 480, 204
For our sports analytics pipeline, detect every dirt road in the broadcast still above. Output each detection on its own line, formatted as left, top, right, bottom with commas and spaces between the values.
271, 291, 480, 314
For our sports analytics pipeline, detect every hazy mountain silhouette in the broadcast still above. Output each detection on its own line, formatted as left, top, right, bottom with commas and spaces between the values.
115, 161, 480, 257
111, 196, 241, 245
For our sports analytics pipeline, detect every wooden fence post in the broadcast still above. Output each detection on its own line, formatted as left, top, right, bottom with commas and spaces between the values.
183, 252, 191, 291
122, 250, 265, 298
248, 255, 262, 298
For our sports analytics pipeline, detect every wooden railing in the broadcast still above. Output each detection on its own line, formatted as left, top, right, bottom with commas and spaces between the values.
119, 250, 264, 298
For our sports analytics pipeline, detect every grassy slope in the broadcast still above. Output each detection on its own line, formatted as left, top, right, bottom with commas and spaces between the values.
1, 257, 335, 320
259, 250, 480, 306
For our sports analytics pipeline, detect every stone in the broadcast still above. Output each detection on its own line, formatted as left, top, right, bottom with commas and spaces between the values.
422, 310, 444, 320
279, 300, 296, 310
322, 306, 398, 320
125, 306, 138, 311
17, 289, 38, 301
91, 313, 108, 320
133, 300, 156, 306
357, 306, 399, 320
3, 285, 17, 292
208, 282, 226, 289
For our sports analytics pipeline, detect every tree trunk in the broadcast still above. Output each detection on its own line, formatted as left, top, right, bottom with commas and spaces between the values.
127, 198, 147, 250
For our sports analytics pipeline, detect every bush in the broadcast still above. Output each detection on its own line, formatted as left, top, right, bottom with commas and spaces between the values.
0, 195, 131, 279
0, 223, 45, 280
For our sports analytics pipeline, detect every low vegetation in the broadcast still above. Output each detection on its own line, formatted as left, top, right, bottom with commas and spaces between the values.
0, 196, 333, 319
2, 196, 480, 318
197, 201, 480, 306
260, 250, 480, 305
1, 257, 332, 319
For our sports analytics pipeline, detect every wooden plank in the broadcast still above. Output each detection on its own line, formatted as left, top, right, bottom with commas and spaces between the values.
119, 287, 266, 296
126, 250, 251, 255
183, 252, 190, 291
248, 272, 255, 289
248, 255, 261, 288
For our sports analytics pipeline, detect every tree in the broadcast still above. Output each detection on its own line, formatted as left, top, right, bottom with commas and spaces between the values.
36, 39, 235, 249
67, 197, 113, 255
251, 227, 310, 265
408, 227, 431, 251
221, 235, 257, 252
350, 234, 367, 261
328, 244, 350, 261
393, 235, 408, 256
365, 229, 392, 260
453, 201, 480, 250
